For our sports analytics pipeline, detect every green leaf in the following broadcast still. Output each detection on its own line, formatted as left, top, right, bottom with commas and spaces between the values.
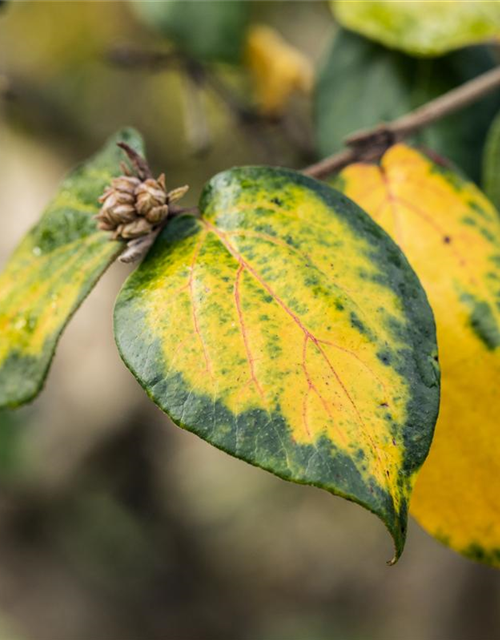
0, 128, 144, 409
315, 29, 500, 183
331, 0, 500, 57
129, 0, 250, 64
483, 109, 500, 210
114, 167, 439, 561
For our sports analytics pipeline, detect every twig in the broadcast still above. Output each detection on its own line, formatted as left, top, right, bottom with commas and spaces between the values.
110, 44, 318, 163
304, 64, 500, 179
119, 232, 160, 264
108, 45, 258, 123
118, 205, 199, 264
107, 46, 181, 72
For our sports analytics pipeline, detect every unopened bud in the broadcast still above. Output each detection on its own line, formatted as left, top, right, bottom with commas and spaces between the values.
96, 146, 191, 246
145, 204, 169, 224
118, 217, 153, 239
96, 219, 115, 232
111, 175, 141, 195
167, 185, 189, 204
135, 176, 167, 216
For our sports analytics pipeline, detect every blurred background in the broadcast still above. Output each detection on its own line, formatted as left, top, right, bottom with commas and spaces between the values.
1, 2, 500, 639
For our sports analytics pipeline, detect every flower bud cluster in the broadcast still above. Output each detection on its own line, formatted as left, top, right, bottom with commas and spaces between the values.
96, 173, 188, 240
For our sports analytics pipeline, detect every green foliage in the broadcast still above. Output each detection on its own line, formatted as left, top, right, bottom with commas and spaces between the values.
0, 129, 144, 409
315, 29, 500, 183
483, 110, 500, 210
114, 166, 439, 561
330, 0, 500, 57
129, 0, 250, 64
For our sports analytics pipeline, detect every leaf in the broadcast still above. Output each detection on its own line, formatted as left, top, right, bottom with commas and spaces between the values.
245, 24, 314, 118
330, 0, 500, 57
0, 128, 144, 409
338, 144, 500, 567
114, 167, 439, 561
315, 29, 500, 183
483, 109, 500, 210
129, 0, 250, 64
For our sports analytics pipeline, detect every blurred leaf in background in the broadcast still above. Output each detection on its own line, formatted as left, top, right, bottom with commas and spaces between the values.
331, 0, 500, 57
129, 0, 250, 64
246, 24, 314, 118
483, 108, 500, 209
315, 29, 500, 182
0, 1, 320, 196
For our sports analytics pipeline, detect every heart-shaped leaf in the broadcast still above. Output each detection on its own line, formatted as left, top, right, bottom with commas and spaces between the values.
331, 0, 500, 57
115, 167, 439, 561
315, 29, 500, 183
339, 144, 500, 567
129, 0, 250, 64
0, 128, 144, 408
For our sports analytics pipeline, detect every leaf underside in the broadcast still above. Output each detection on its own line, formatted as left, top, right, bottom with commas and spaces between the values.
114, 167, 439, 561
0, 128, 144, 408
315, 29, 500, 183
339, 144, 500, 568
331, 0, 500, 57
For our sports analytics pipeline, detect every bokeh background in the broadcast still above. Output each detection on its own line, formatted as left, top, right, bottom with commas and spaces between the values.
1, 2, 500, 639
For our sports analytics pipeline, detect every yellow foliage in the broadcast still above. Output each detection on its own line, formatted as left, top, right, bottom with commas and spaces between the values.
245, 25, 313, 118
340, 145, 500, 567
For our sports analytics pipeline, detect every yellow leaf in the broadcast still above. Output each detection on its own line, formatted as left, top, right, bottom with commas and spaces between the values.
339, 144, 500, 567
245, 25, 313, 118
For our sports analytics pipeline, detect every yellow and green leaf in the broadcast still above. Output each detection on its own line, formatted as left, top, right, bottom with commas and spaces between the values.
339, 144, 500, 567
0, 128, 144, 409
114, 167, 439, 561
331, 0, 500, 58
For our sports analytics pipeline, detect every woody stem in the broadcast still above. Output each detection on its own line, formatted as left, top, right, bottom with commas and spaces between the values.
303, 63, 500, 179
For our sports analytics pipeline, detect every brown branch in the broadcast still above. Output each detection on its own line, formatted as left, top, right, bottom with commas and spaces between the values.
108, 45, 258, 123
107, 46, 181, 71
304, 64, 500, 179
119, 229, 161, 264
118, 205, 199, 264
